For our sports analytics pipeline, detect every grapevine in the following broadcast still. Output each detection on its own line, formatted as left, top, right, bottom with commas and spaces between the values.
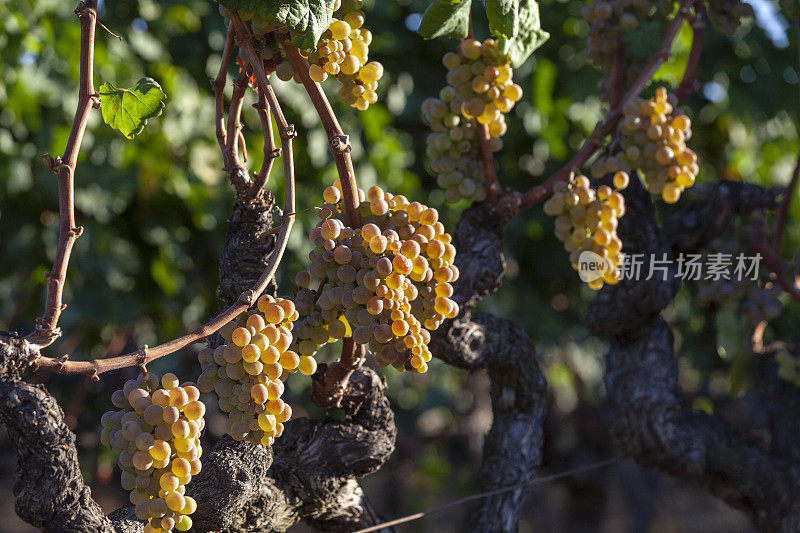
101, 372, 204, 533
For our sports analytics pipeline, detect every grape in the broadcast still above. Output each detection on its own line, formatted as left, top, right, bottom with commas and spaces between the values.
288, 182, 456, 373
298, 6, 384, 110
706, 0, 753, 35
102, 372, 203, 532
596, 87, 698, 204
544, 173, 625, 290
422, 39, 520, 202
582, 0, 673, 88
194, 299, 298, 446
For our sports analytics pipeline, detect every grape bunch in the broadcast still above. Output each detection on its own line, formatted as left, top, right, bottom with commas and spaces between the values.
218, 0, 384, 110
442, 38, 523, 136
292, 181, 459, 372
196, 296, 300, 446
422, 97, 485, 202
706, 0, 753, 35
101, 372, 204, 533
594, 87, 699, 204
306, 0, 384, 110
543, 173, 627, 290
581, 0, 672, 78
422, 39, 522, 202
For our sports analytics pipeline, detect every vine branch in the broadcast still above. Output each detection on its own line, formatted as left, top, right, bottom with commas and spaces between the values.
674, 2, 706, 102
213, 24, 235, 155
517, 0, 691, 211
36, 26, 298, 377
28, 0, 99, 348
280, 36, 361, 226
772, 149, 800, 252
243, 89, 279, 201
477, 123, 500, 202
278, 35, 369, 404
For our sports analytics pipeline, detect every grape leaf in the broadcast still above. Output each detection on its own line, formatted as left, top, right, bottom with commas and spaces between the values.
417, 0, 471, 40
509, 0, 549, 68
98, 77, 166, 140
486, 0, 519, 39
219, 0, 335, 52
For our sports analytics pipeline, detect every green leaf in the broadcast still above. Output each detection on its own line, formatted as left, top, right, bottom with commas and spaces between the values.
486, 0, 519, 39
417, 0, 471, 40
98, 77, 166, 139
220, 0, 336, 52
508, 0, 549, 68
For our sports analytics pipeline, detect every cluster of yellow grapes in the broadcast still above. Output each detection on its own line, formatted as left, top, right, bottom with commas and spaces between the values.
101, 372, 203, 533
219, 0, 383, 110
606, 87, 699, 204
422, 39, 522, 202
543, 173, 628, 290
581, 0, 672, 76
293, 181, 458, 372
422, 97, 486, 203
305, 0, 384, 110
196, 296, 301, 446
443, 38, 523, 137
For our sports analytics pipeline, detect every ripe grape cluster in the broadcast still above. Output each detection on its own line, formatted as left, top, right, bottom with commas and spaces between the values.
196, 296, 300, 446
422, 38, 523, 203
581, 0, 671, 76
305, 0, 384, 110
293, 181, 459, 372
544, 173, 627, 290
101, 372, 204, 533
422, 98, 486, 203
594, 87, 699, 204
218, 0, 383, 110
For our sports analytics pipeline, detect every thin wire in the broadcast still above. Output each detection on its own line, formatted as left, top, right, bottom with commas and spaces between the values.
352, 457, 622, 533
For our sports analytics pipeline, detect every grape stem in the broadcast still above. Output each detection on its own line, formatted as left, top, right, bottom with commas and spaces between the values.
277, 35, 368, 403
674, 2, 707, 102
34, 18, 298, 377
213, 25, 235, 155
772, 150, 800, 252
461, 16, 500, 203
279, 37, 362, 227
608, 41, 625, 110
750, 214, 800, 304
516, 0, 693, 211
224, 61, 255, 194
244, 89, 280, 201
28, 0, 99, 348
477, 123, 501, 202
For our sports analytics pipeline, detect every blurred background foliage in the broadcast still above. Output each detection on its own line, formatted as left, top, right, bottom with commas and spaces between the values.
1, 0, 799, 530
